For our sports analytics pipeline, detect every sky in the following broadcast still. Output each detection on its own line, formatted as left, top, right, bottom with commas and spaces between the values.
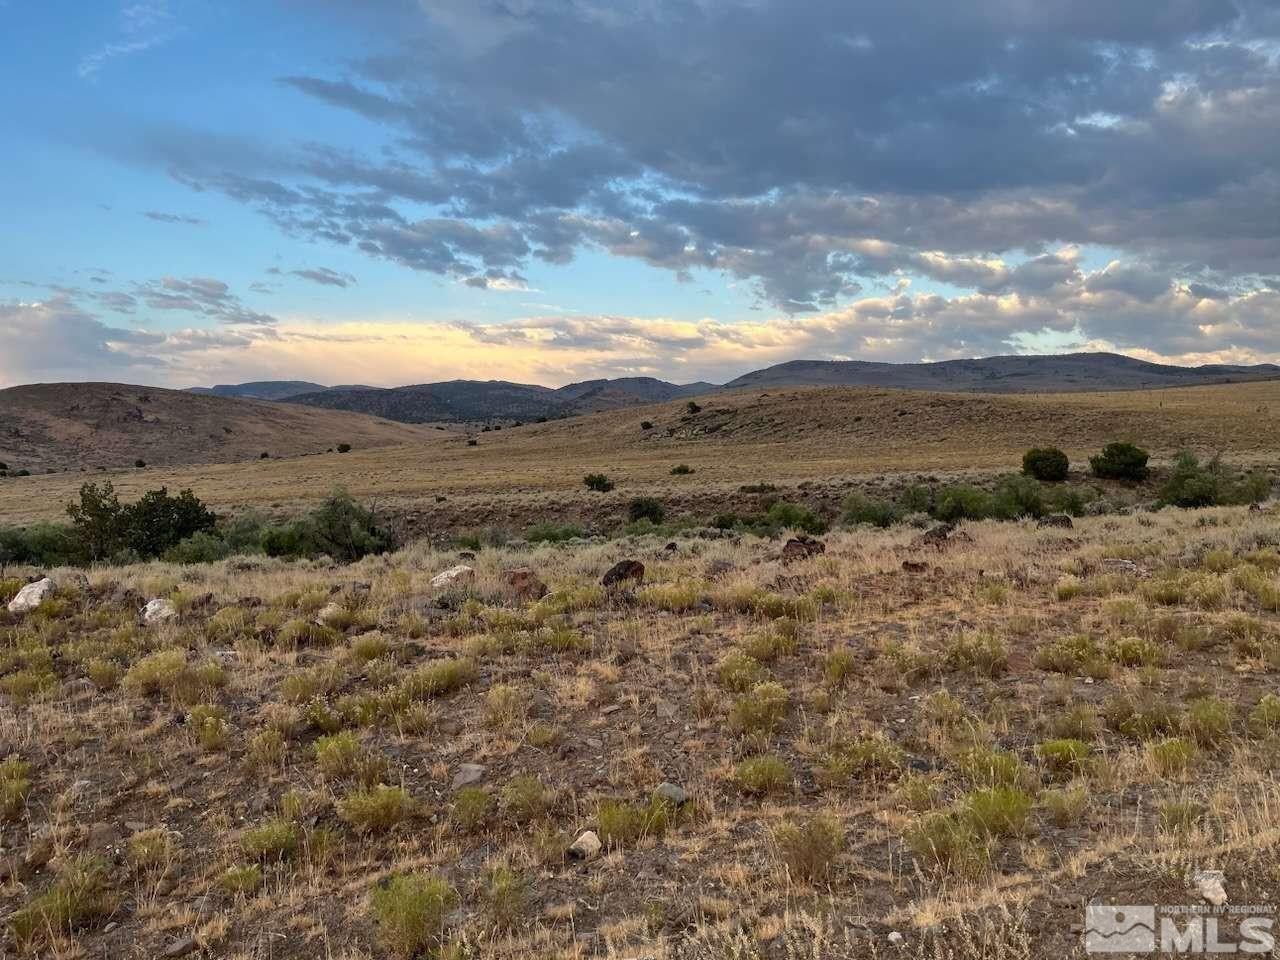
3, 0, 1280, 389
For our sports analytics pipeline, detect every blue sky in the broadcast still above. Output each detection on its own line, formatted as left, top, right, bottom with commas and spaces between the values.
3, 1, 1279, 388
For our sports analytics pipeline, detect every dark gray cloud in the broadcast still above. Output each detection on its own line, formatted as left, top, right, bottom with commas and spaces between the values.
291, 267, 357, 288
142, 210, 205, 225
110, 0, 1280, 345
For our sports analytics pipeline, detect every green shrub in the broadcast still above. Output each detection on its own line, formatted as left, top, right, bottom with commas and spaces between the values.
816, 736, 904, 786
524, 521, 584, 543
628, 497, 665, 524
596, 797, 676, 846
498, 775, 549, 825
773, 815, 843, 882
452, 787, 493, 832
1183, 697, 1231, 746
1037, 739, 1092, 779
962, 786, 1033, 837
734, 755, 792, 795
990, 475, 1046, 519
337, 443, 352, 453
1147, 737, 1198, 777
163, 530, 231, 564
841, 492, 901, 528
1022, 447, 1069, 482
904, 813, 987, 878
583, 473, 614, 492
371, 874, 457, 959
220, 863, 263, 897
1090, 442, 1149, 481
933, 485, 993, 521
260, 491, 391, 562
9, 856, 115, 950
1042, 785, 1090, 826
240, 818, 302, 860
670, 464, 694, 475
1248, 694, 1280, 738
945, 633, 1008, 676
338, 784, 412, 833
728, 681, 789, 734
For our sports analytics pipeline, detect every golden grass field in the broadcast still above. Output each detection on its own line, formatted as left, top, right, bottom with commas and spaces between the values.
1, 380, 1278, 527
3, 505, 1280, 957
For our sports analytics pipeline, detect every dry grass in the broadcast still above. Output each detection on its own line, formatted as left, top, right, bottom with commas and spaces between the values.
3, 379, 1279, 525
2, 494, 1280, 956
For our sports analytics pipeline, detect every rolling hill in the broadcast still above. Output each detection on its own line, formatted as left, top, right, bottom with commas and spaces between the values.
282, 376, 718, 423
0, 382, 436, 473
190, 353, 1280, 425
724, 351, 1280, 392
187, 380, 328, 400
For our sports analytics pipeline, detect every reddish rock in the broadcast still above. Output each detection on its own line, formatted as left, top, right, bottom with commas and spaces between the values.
780, 535, 825, 563
506, 568, 548, 601
601, 559, 645, 588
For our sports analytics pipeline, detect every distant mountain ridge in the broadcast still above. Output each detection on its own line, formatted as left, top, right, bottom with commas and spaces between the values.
187, 352, 1280, 424
278, 376, 719, 424
725, 352, 1280, 393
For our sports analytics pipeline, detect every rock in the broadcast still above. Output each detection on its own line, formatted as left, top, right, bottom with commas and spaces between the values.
506, 568, 548, 602
901, 560, 930, 573
430, 565, 475, 590
568, 830, 602, 860
601, 559, 645, 589
1101, 558, 1139, 573
163, 936, 197, 958
704, 559, 736, 578
1249, 502, 1263, 513
653, 782, 688, 806
451, 763, 485, 789
663, 542, 678, 553
314, 602, 347, 627
1037, 514, 1074, 529
7, 578, 54, 614
780, 535, 825, 563
457, 551, 477, 561
1193, 869, 1228, 906
921, 523, 955, 545
887, 931, 904, 946
140, 598, 179, 625
86, 822, 121, 849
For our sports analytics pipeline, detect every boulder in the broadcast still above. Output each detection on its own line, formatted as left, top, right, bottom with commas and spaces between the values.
653, 782, 688, 806
506, 568, 548, 602
1193, 869, 1227, 907
314, 602, 347, 627
430, 565, 475, 590
601, 559, 645, 589
568, 830, 602, 860
7, 578, 54, 614
1037, 514, 1074, 529
901, 560, 930, 573
451, 763, 485, 789
780, 535, 825, 563
140, 598, 179, 625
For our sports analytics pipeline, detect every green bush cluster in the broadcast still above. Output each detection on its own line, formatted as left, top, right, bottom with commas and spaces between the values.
712, 500, 827, 537
1158, 451, 1271, 508
1022, 447, 1069, 481
1090, 442, 1150, 481
0, 488, 391, 568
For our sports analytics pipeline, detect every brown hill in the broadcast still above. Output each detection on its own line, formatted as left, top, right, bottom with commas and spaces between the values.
0, 382, 437, 473
2, 379, 1278, 525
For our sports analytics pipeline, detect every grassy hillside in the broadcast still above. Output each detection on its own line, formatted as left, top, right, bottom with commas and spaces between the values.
2, 506, 1279, 956
1, 380, 1277, 526
0, 382, 437, 473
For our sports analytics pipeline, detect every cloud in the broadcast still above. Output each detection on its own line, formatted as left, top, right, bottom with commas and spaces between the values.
291, 267, 357, 288
5, 267, 1280, 389
142, 210, 205, 225
114, 0, 1276, 317
78, 1, 177, 79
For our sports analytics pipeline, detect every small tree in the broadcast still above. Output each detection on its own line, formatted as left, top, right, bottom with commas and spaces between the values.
628, 497, 665, 524
123, 488, 218, 559
336, 443, 352, 454
583, 473, 614, 492
1090, 442, 1149, 481
1022, 447, 1068, 482
66, 482, 126, 561
670, 464, 694, 475
686, 400, 702, 414
640, 421, 654, 431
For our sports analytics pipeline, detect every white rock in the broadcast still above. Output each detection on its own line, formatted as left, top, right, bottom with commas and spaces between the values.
568, 830, 602, 860
451, 763, 485, 789
1193, 869, 1228, 906
430, 565, 475, 589
141, 598, 179, 625
887, 931, 904, 945
314, 602, 346, 627
7, 578, 54, 614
